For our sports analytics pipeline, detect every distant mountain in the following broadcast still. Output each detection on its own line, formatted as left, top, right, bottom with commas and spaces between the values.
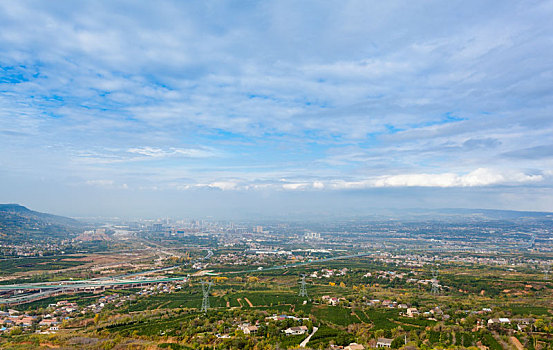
0, 204, 83, 241
341, 207, 551, 222
274, 207, 553, 222
434, 208, 553, 220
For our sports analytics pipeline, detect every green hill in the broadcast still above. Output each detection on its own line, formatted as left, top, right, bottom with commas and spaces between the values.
0, 204, 83, 241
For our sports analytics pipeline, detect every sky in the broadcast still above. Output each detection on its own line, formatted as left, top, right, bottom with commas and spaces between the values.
1, 1, 553, 218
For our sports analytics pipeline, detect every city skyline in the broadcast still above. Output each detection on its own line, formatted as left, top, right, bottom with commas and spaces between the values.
1, 1, 553, 217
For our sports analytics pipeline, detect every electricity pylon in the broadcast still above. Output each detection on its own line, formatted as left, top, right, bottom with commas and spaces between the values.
299, 274, 308, 297
200, 281, 213, 313
431, 268, 440, 295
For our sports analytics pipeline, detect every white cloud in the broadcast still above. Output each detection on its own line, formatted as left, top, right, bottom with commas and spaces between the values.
85, 179, 114, 187
312, 181, 325, 189
282, 183, 307, 190
200, 181, 238, 191
127, 147, 167, 157
85, 179, 130, 190
369, 168, 542, 188
127, 147, 215, 159
168, 168, 545, 192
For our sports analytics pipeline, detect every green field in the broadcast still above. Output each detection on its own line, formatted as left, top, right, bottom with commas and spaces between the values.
510, 305, 550, 316
0, 255, 88, 276
311, 305, 359, 326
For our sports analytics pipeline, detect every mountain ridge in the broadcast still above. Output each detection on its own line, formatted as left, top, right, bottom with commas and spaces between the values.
0, 203, 83, 241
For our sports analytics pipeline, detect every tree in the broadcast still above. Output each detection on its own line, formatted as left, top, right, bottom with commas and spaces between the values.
391, 335, 404, 349
10, 327, 23, 336
392, 326, 403, 337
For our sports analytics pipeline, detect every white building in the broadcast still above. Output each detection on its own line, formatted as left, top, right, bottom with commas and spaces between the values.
283, 326, 308, 335
239, 324, 258, 335
376, 338, 393, 348
406, 308, 419, 317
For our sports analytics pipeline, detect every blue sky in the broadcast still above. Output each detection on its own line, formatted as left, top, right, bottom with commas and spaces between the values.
1, 1, 553, 217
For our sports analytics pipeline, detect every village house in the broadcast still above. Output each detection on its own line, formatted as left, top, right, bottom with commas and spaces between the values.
512, 318, 534, 331
15, 316, 36, 327
39, 318, 59, 328
376, 338, 393, 348
368, 299, 380, 306
488, 318, 511, 327
283, 325, 308, 336
406, 308, 419, 317
266, 314, 308, 322
238, 324, 258, 335
322, 295, 340, 306
338, 268, 348, 275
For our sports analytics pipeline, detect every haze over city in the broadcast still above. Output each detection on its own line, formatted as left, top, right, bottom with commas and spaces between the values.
1, 1, 553, 217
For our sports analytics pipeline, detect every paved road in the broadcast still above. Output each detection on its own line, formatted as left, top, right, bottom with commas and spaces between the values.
300, 326, 318, 348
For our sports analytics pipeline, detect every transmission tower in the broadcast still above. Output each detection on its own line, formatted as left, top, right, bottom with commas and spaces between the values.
544, 264, 550, 280
431, 268, 440, 295
299, 274, 308, 298
200, 281, 213, 313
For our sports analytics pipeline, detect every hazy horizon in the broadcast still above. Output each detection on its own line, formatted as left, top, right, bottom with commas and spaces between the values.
2, 1, 553, 217
4, 195, 553, 221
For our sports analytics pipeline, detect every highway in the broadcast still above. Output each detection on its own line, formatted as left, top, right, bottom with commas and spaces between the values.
0, 276, 189, 291
0, 249, 371, 304
0, 276, 189, 304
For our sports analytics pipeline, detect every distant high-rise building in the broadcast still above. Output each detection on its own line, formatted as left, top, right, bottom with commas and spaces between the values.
255, 226, 263, 233
304, 232, 321, 240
